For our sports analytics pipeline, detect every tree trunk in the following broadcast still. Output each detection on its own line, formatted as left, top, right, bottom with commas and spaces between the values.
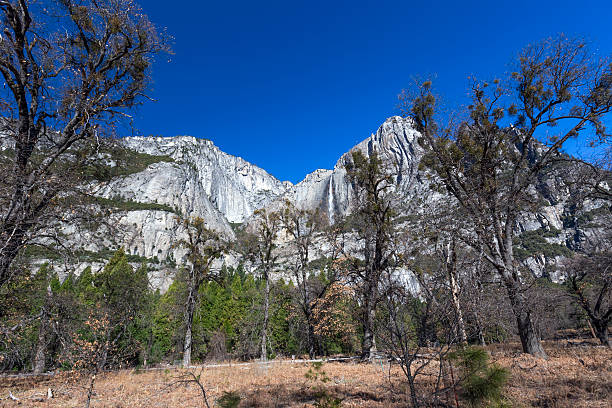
446, 244, 467, 345
515, 311, 546, 357
97, 340, 109, 371
304, 304, 316, 358
183, 324, 192, 367
585, 318, 598, 340
475, 314, 486, 346
84, 370, 97, 408
407, 370, 419, 407
183, 283, 196, 367
505, 277, 547, 358
361, 296, 377, 359
0, 228, 27, 289
261, 273, 270, 361
33, 285, 52, 374
449, 285, 468, 345
593, 319, 611, 348
307, 320, 316, 359
33, 331, 47, 374
303, 271, 316, 359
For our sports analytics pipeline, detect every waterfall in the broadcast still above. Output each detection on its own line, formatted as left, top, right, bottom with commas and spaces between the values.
327, 176, 334, 224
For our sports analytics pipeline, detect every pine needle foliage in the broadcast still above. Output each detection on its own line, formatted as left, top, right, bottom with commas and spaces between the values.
450, 347, 509, 407
217, 391, 241, 408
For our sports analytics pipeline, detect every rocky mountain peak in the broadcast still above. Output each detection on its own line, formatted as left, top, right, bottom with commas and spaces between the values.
287, 116, 425, 221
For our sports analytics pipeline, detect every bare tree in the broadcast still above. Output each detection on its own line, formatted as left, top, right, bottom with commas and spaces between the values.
404, 35, 612, 357
567, 153, 612, 202
344, 150, 399, 359
175, 217, 226, 367
377, 268, 459, 407
562, 252, 611, 347
279, 201, 326, 358
0, 0, 169, 289
240, 209, 281, 361
405, 199, 475, 346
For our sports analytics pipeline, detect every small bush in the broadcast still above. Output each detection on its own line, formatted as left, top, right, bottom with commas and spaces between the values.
450, 347, 509, 407
305, 362, 343, 407
217, 391, 241, 408
314, 395, 343, 408
305, 361, 330, 383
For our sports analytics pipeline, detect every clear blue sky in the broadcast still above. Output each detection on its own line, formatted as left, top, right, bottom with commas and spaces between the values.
133, 0, 612, 184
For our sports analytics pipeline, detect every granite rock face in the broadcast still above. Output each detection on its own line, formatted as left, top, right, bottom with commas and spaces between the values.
282, 116, 425, 222
96, 135, 293, 276
84, 117, 427, 277
120, 135, 291, 224
44, 116, 608, 286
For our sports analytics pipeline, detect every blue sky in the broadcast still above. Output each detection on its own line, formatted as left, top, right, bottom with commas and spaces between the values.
134, 0, 612, 183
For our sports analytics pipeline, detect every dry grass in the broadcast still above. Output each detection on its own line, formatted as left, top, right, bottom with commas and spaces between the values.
1, 341, 610, 407
494, 341, 612, 408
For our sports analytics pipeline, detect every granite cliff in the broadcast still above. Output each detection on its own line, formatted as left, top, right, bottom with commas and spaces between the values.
23, 116, 609, 286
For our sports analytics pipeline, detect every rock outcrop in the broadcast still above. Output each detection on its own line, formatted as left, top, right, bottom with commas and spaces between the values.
283, 116, 424, 222
120, 135, 291, 224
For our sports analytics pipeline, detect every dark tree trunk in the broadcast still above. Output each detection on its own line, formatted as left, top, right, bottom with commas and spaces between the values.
301, 270, 316, 359
515, 312, 546, 357
361, 294, 377, 359
97, 340, 110, 371
306, 312, 316, 359
84, 372, 97, 408
0, 227, 28, 288
593, 320, 611, 348
261, 273, 270, 361
407, 369, 419, 408
505, 278, 547, 358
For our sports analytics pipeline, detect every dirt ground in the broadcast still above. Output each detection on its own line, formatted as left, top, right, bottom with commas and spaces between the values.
1, 341, 610, 407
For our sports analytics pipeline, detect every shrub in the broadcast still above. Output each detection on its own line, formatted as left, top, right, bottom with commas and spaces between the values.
450, 347, 509, 407
217, 391, 241, 408
305, 362, 343, 407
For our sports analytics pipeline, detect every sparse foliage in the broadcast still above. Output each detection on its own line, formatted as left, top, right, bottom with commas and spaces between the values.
402, 34, 612, 357
280, 201, 329, 357
174, 216, 226, 366
562, 252, 611, 347
0, 0, 169, 289
344, 150, 400, 359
